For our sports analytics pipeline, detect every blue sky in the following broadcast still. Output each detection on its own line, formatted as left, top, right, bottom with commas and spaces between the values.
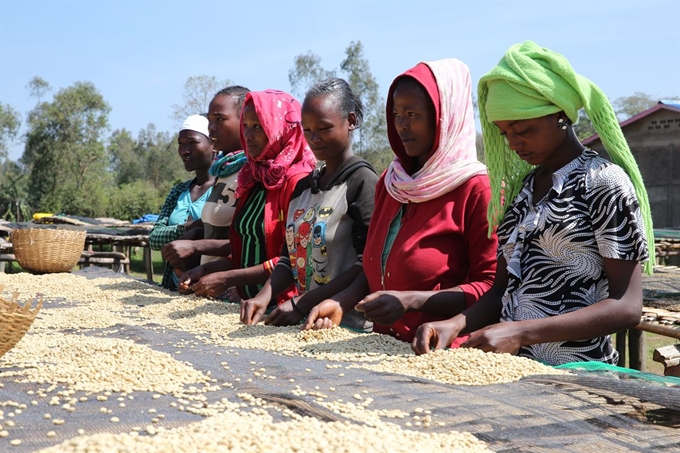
1, 0, 679, 161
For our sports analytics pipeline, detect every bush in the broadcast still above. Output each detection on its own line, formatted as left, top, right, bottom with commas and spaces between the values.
106, 181, 164, 222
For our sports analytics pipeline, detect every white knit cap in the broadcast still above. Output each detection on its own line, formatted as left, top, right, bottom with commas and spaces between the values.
180, 114, 210, 138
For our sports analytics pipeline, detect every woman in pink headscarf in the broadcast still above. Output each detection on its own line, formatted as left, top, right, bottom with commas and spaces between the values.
180, 90, 316, 303
304, 59, 497, 345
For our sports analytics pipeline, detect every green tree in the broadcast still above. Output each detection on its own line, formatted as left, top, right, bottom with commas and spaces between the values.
171, 75, 231, 126
136, 124, 185, 193
109, 128, 144, 185
613, 92, 657, 121
23, 81, 111, 216
573, 109, 597, 141
106, 180, 165, 221
288, 41, 392, 172
0, 103, 21, 160
288, 52, 336, 99
0, 159, 31, 221
26, 76, 51, 103
340, 41, 391, 169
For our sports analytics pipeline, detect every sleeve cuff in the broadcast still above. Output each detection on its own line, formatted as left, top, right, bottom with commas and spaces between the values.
263, 258, 278, 275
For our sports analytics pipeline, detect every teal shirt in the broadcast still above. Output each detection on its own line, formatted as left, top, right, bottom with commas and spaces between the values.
382, 206, 404, 267
168, 186, 212, 288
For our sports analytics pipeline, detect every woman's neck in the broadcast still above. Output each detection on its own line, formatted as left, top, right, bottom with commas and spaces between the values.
321, 148, 354, 186
541, 130, 585, 174
194, 169, 214, 186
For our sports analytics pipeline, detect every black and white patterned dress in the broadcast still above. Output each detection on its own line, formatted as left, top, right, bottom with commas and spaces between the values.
497, 150, 649, 366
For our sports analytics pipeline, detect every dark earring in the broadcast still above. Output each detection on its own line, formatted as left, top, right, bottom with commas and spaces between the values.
557, 118, 570, 130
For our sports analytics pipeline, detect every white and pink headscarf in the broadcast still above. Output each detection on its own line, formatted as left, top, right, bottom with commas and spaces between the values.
384, 59, 487, 203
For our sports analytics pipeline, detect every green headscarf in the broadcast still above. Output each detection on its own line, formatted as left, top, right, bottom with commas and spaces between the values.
478, 41, 654, 274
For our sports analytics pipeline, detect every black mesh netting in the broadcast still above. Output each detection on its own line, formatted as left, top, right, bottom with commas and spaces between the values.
1, 267, 678, 452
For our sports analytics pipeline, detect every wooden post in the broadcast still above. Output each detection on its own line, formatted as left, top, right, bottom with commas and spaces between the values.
112, 245, 126, 273
628, 328, 646, 371
616, 331, 627, 368
143, 245, 154, 282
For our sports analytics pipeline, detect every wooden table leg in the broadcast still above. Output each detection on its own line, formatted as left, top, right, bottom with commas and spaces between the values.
143, 245, 154, 282
628, 328, 646, 371
616, 331, 627, 367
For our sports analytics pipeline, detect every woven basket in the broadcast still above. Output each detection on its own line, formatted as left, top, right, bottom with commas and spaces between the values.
0, 287, 43, 359
11, 228, 86, 273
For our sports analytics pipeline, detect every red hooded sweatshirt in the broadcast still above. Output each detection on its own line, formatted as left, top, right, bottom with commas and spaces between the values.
362, 63, 497, 343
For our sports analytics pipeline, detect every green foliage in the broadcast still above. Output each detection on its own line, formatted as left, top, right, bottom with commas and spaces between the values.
171, 75, 231, 127
26, 76, 51, 102
109, 125, 184, 191
0, 103, 21, 159
0, 159, 31, 221
288, 41, 393, 174
22, 81, 111, 215
7, 77, 199, 221
108, 128, 141, 184
288, 52, 336, 99
613, 92, 656, 121
137, 124, 185, 192
106, 180, 165, 222
573, 108, 597, 141
475, 133, 485, 164
340, 42, 391, 167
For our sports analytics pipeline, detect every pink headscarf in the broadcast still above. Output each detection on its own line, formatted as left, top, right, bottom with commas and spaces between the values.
235, 89, 317, 198
384, 59, 487, 203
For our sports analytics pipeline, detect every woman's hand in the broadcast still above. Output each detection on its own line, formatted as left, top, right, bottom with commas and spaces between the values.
461, 322, 524, 355
184, 218, 202, 231
192, 271, 235, 298
411, 318, 464, 355
264, 300, 305, 326
162, 240, 198, 270
177, 266, 206, 294
240, 296, 269, 325
302, 300, 344, 330
355, 291, 417, 325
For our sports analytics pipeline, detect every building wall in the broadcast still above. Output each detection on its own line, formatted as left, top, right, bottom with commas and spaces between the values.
588, 109, 680, 228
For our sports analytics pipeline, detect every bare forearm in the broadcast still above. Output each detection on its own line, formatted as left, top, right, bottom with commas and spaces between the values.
454, 287, 504, 334
267, 265, 295, 299
297, 264, 364, 313
192, 239, 232, 257
518, 296, 641, 346
403, 289, 468, 317
180, 227, 204, 241
231, 265, 271, 287
331, 270, 370, 311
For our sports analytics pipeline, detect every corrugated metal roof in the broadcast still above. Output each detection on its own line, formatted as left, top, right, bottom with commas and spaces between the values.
660, 99, 680, 109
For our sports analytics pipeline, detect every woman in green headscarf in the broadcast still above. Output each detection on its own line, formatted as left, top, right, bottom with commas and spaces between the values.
411, 41, 653, 366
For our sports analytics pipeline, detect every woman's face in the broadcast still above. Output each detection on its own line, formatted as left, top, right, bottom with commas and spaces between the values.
241, 102, 269, 159
391, 80, 436, 168
207, 95, 241, 153
301, 94, 354, 163
494, 113, 566, 167
177, 130, 213, 172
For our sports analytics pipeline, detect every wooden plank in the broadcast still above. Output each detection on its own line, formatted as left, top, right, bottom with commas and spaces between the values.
653, 344, 680, 377
635, 320, 680, 340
